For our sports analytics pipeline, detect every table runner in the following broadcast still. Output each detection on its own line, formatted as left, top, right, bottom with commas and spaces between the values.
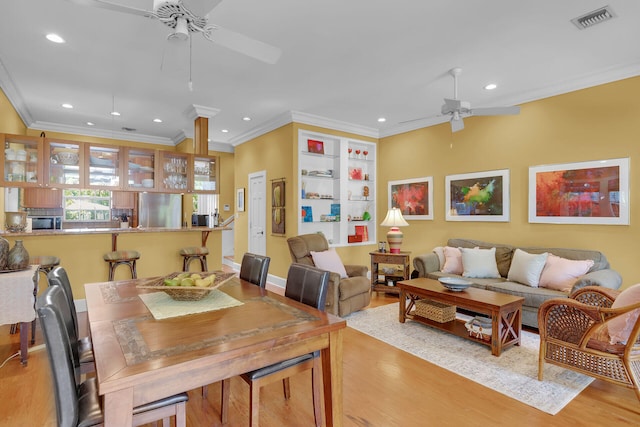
138, 289, 243, 319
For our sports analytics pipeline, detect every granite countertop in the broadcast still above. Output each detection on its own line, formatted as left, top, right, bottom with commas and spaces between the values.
0, 226, 229, 237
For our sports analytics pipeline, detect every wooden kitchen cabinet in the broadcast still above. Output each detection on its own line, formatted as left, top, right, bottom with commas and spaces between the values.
22, 188, 63, 208
1, 134, 44, 188
112, 191, 135, 209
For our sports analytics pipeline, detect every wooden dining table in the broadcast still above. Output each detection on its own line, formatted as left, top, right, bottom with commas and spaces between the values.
84, 274, 347, 426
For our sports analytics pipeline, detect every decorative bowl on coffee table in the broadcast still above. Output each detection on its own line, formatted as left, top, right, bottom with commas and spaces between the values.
438, 277, 472, 292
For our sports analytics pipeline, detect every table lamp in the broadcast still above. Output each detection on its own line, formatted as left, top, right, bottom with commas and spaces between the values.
380, 207, 409, 253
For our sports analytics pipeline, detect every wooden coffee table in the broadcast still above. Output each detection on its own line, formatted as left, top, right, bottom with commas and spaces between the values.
397, 277, 524, 356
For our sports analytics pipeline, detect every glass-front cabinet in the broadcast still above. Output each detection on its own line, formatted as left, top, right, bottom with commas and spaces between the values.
45, 138, 84, 188
85, 144, 122, 189
159, 151, 190, 193
298, 130, 376, 247
192, 155, 219, 193
125, 148, 156, 191
0, 134, 43, 187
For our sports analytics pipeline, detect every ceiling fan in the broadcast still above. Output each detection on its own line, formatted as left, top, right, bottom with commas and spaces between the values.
440, 67, 520, 132
67, 0, 282, 64
401, 68, 520, 133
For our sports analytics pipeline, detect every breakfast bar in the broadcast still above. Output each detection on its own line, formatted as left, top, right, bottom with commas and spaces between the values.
0, 226, 228, 300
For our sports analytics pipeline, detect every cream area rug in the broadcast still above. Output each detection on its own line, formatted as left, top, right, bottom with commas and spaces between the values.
346, 303, 594, 415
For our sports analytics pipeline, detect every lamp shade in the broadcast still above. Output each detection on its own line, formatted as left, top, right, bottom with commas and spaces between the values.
380, 208, 408, 253
380, 208, 409, 227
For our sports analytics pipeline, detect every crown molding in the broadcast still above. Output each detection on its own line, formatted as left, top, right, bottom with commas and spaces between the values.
230, 110, 380, 146
30, 121, 176, 146
0, 57, 33, 127
184, 104, 221, 121
229, 111, 294, 146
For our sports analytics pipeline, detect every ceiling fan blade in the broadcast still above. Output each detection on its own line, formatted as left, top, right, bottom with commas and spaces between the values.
206, 25, 282, 64
67, 0, 154, 17
186, 0, 224, 16
451, 117, 464, 132
441, 98, 461, 114
471, 106, 520, 116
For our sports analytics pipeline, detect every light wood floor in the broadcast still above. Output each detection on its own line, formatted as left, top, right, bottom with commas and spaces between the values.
1, 290, 639, 426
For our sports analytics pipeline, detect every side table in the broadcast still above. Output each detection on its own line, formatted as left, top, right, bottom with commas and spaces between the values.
370, 251, 410, 295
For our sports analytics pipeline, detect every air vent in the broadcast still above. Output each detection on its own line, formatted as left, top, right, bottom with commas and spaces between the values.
121, 127, 136, 132
571, 6, 615, 30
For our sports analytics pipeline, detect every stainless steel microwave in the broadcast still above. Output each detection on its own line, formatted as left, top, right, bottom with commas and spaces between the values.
30, 216, 62, 230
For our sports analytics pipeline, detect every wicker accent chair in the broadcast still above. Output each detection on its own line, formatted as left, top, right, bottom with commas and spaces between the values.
538, 286, 640, 400
287, 233, 371, 317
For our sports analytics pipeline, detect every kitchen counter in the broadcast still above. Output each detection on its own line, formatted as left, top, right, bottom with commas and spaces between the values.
1, 226, 229, 299
0, 225, 229, 237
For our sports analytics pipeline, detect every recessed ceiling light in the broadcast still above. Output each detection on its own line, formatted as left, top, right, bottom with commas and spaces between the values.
110, 111, 120, 116
61, 103, 73, 109
221, 129, 229, 133
242, 116, 251, 121
377, 117, 386, 123
484, 83, 497, 90
153, 118, 162, 123
46, 33, 65, 44
86, 122, 95, 126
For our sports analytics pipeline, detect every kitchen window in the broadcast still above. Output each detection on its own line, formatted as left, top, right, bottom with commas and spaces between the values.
63, 189, 112, 222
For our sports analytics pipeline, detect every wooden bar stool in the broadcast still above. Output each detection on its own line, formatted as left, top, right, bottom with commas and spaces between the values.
179, 247, 209, 272
103, 250, 140, 281
10, 255, 62, 342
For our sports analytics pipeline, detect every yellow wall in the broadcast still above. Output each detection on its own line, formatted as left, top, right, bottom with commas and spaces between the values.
0, 89, 26, 135
234, 124, 294, 277
378, 76, 640, 288
233, 122, 377, 279
0, 89, 27, 213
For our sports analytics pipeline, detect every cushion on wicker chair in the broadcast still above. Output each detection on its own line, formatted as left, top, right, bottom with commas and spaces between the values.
179, 247, 210, 256
607, 283, 640, 344
103, 250, 140, 261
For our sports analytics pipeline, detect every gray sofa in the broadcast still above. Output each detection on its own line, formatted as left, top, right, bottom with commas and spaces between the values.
412, 238, 622, 328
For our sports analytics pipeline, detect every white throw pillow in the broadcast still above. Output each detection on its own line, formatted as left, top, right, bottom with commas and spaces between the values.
539, 254, 594, 292
507, 249, 548, 287
461, 247, 501, 279
442, 246, 463, 275
310, 249, 348, 278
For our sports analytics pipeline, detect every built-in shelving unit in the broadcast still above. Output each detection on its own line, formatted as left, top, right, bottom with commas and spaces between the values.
298, 130, 376, 247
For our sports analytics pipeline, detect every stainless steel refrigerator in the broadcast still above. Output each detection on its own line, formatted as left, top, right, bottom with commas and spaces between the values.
138, 193, 182, 228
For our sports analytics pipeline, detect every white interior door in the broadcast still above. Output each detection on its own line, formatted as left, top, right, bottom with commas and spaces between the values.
248, 171, 267, 255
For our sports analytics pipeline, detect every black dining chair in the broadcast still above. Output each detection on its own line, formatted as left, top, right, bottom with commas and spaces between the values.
203, 253, 272, 400
36, 288, 189, 427
220, 263, 329, 427
47, 266, 94, 375
239, 252, 271, 288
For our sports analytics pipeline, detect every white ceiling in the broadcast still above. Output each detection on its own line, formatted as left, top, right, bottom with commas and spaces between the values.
2, 1, 640, 151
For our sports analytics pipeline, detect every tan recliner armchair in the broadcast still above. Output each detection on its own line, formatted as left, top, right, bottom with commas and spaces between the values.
287, 233, 371, 317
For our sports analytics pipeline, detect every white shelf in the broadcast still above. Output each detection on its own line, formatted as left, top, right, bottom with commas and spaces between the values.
298, 130, 376, 247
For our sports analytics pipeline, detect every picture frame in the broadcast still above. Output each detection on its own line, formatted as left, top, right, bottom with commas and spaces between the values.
236, 188, 245, 212
445, 169, 510, 222
271, 180, 285, 235
528, 158, 629, 225
307, 139, 324, 155
388, 177, 434, 220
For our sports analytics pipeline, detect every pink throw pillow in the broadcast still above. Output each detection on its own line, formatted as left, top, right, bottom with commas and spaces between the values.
442, 246, 463, 275
608, 283, 640, 344
539, 255, 594, 292
310, 249, 348, 278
